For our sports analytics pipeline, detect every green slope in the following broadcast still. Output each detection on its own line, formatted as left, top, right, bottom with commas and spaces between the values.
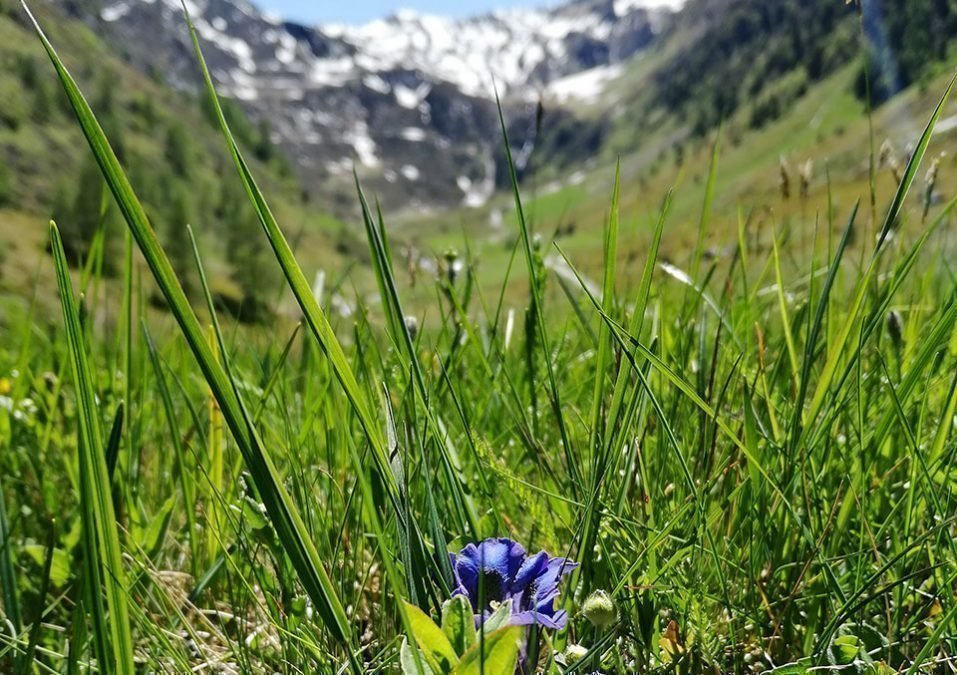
0, 2, 359, 323
395, 52, 957, 313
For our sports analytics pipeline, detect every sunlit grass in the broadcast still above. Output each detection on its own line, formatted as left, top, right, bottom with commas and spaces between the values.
1, 3, 957, 673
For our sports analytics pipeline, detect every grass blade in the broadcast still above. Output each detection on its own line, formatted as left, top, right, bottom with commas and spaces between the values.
0, 471, 20, 635
105, 403, 124, 480
50, 223, 135, 674
178, 4, 403, 510
805, 73, 956, 427
17, 520, 56, 672
495, 91, 582, 493
876, 72, 957, 249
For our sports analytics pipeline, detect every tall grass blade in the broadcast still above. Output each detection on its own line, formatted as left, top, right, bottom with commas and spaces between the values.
143, 325, 198, 575
50, 223, 135, 674
178, 4, 401, 507
105, 403, 124, 480
806, 73, 955, 427
354, 176, 478, 538
689, 128, 721, 284
0, 472, 20, 634
18, 520, 56, 672
495, 91, 581, 492
876, 72, 957, 249
180, 14, 443, 650
788, 201, 858, 449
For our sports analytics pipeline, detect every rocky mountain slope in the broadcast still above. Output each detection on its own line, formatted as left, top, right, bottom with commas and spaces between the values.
0, 0, 360, 322
66, 0, 683, 212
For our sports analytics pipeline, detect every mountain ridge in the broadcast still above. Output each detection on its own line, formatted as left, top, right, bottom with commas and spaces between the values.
76, 0, 682, 212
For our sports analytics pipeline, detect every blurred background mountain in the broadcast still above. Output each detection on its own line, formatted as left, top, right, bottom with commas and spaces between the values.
1, 0, 955, 321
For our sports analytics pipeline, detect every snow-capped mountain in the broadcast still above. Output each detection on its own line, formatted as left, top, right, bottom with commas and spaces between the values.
83, 0, 682, 211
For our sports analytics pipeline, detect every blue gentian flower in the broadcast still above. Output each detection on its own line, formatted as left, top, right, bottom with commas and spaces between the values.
449, 537, 577, 629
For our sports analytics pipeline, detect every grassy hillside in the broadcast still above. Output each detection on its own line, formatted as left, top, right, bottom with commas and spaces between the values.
0, 1, 362, 326
5, 0, 957, 332
395, 54, 957, 322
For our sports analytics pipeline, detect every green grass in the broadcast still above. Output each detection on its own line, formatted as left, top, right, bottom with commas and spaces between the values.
1, 4, 957, 674
398, 58, 957, 320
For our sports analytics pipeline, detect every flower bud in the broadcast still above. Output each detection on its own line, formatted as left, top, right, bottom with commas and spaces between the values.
582, 590, 616, 628
443, 248, 462, 286
564, 644, 588, 664
404, 315, 419, 341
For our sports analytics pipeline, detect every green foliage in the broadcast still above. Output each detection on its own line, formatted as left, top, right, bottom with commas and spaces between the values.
0, 79, 27, 129
25, 6, 372, 666
0, 156, 10, 208
31, 76, 53, 123
253, 117, 274, 162
400, 600, 521, 675
857, 0, 957, 103
0, 9, 317, 318
440, 596, 476, 657
649, 0, 957, 139
3, 0, 957, 673
452, 626, 522, 675
0, 473, 19, 635
55, 155, 107, 267
164, 121, 191, 177
402, 602, 459, 673
654, 0, 857, 134
50, 223, 135, 674
748, 76, 808, 129
162, 185, 197, 297
129, 93, 157, 129
219, 177, 281, 321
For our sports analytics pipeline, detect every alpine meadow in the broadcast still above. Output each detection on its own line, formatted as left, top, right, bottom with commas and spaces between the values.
3, 0, 957, 672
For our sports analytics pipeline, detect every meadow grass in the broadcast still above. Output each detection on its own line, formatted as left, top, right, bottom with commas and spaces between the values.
1, 5, 957, 673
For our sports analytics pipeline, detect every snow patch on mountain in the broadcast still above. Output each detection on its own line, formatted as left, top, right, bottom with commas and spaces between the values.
615, 0, 684, 13
101, 0, 681, 96
343, 122, 379, 167
101, 2, 130, 21
547, 63, 623, 103
322, 6, 618, 97
93, 0, 685, 211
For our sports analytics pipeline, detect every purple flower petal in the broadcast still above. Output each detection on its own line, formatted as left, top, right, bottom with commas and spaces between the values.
513, 551, 548, 591
448, 537, 576, 631
509, 608, 569, 630
533, 558, 577, 606
473, 538, 526, 579
453, 544, 481, 600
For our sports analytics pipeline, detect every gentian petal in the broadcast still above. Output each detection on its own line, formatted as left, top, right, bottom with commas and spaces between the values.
474, 538, 526, 580
513, 550, 548, 591
449, 552, 470, 597
454, 544, 481, 601
533, 558, 577, 606
509, 608, 568, 630
449, 538, 576, 631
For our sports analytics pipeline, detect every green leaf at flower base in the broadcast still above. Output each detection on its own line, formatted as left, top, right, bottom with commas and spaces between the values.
135, 492, 177, 560
401, 637, 436, 675
442, 595, 477, 656
481, 599, 513, 633
831, 635, 861, 665
403, 601, 459, 673
452, 626, 523, 675
21, 544, 71, 587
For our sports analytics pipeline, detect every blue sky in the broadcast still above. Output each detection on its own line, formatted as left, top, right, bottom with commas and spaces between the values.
264, 0, 549, 25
